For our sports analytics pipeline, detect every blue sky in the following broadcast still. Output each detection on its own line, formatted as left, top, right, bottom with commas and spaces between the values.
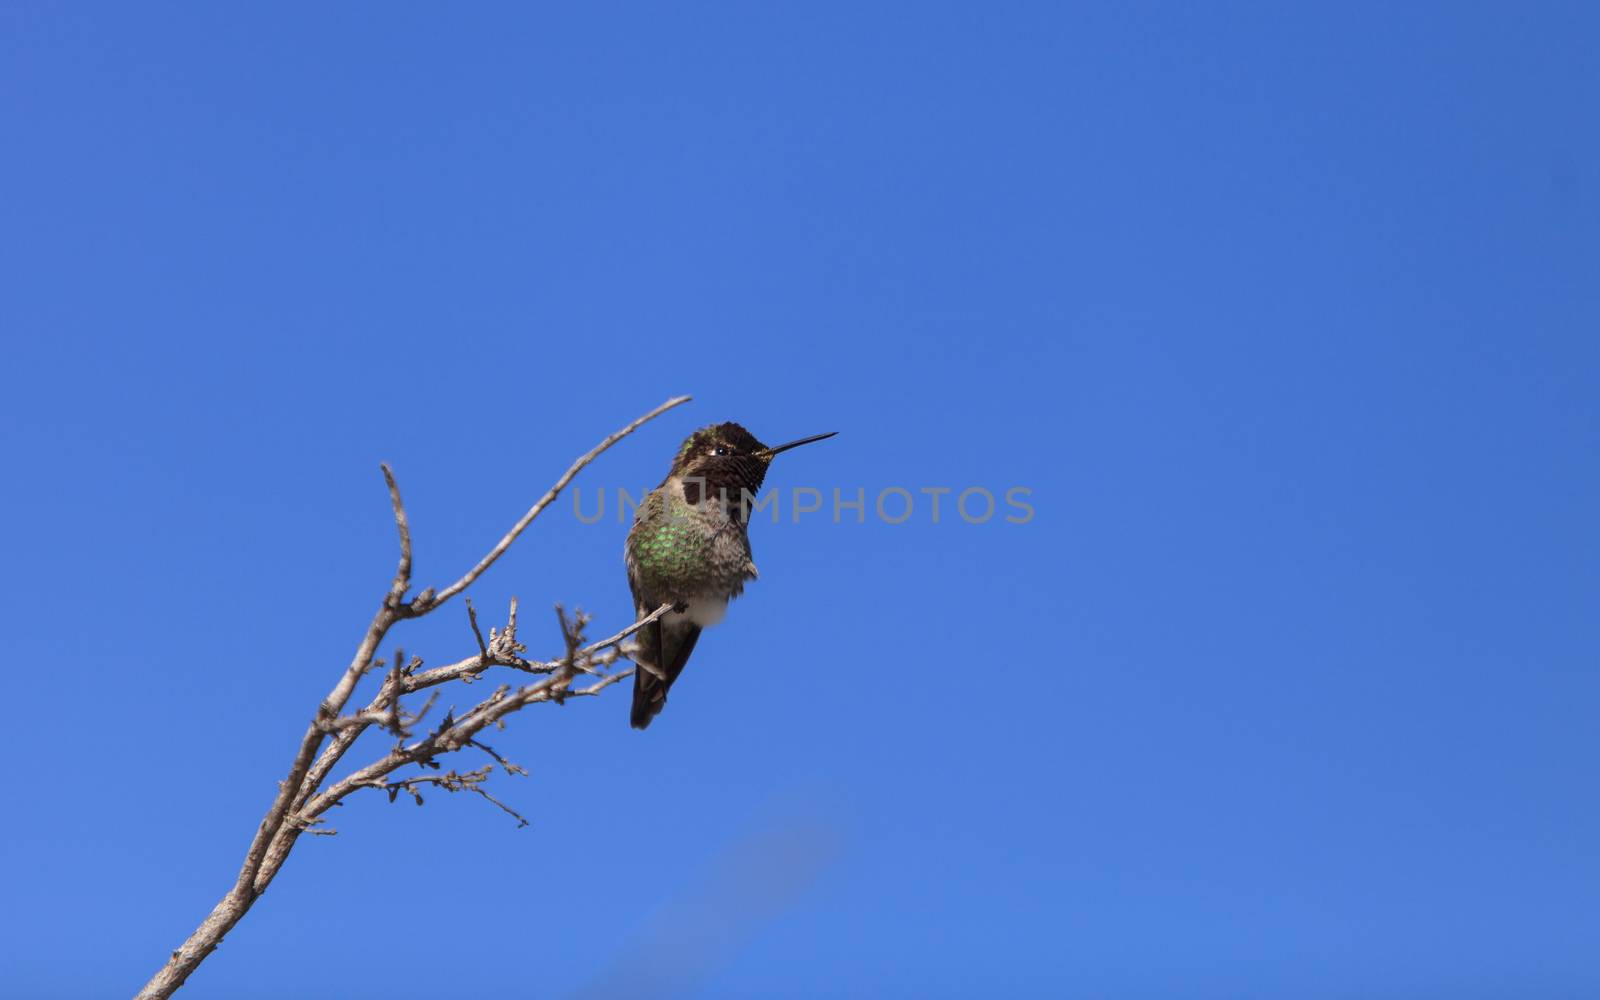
2, 3, 1597, 997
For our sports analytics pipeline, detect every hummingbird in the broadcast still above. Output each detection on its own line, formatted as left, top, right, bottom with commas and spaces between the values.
625, 423, 837, 729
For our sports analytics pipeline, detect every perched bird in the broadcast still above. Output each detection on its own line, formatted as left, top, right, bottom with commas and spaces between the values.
625, 422, 836, 729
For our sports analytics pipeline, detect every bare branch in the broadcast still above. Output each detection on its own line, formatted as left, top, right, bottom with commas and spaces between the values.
397, 599, 670, 693
134, 397, 690, 1000
358, 766, 532, 828
292, 605, 666, 828
424, 395, 691, 611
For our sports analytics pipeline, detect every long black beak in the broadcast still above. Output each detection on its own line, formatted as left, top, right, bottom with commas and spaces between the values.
755, 431, 838, 460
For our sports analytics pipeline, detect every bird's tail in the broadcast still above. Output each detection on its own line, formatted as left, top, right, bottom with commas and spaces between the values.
631, 660, 664, 729
630, 616, 701, 730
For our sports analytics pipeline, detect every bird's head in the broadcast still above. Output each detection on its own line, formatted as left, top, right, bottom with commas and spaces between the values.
667, 422, 837, 506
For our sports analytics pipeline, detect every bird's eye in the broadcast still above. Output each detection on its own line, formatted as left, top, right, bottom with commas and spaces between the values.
712, 446, 729, 457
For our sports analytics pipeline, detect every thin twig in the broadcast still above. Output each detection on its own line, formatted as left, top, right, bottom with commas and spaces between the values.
380, 463, 412, 608
466, 599, 489, 660
576, 601, 674, 659
469, 737, 528, 776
